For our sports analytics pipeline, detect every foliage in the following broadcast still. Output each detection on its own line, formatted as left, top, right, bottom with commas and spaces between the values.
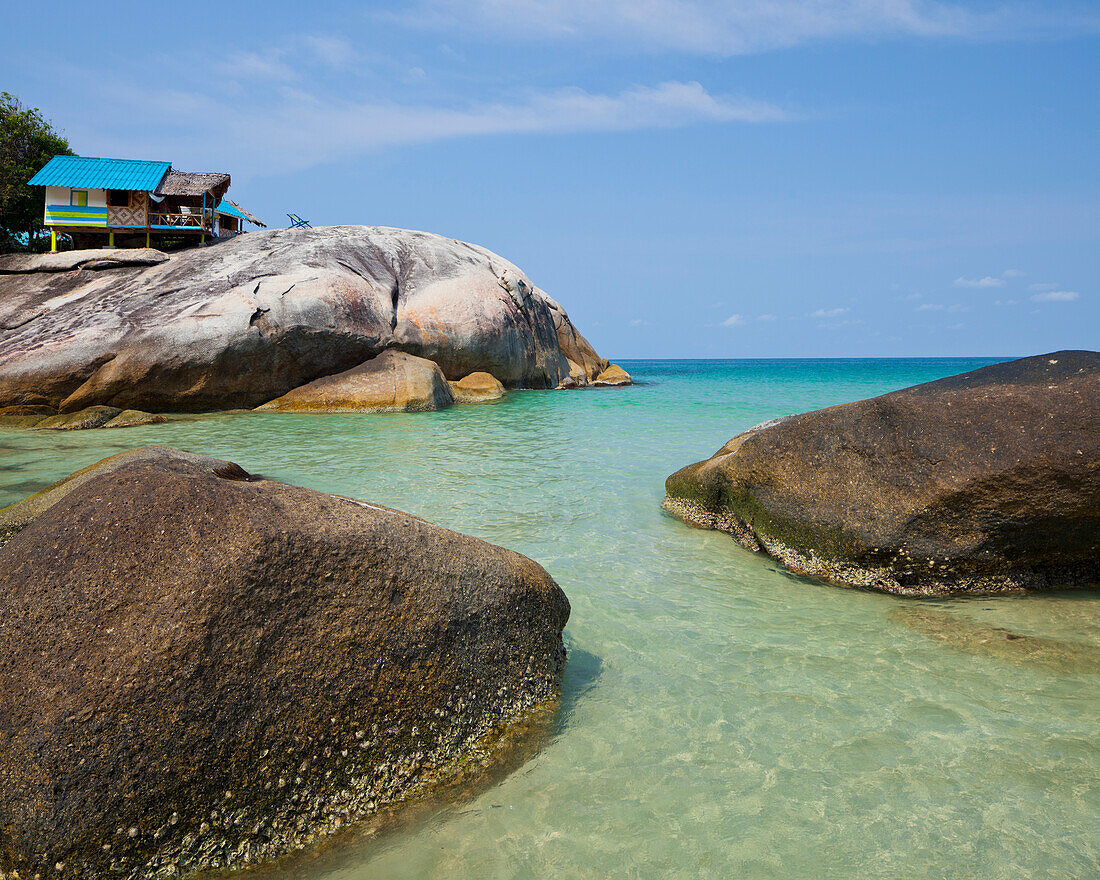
0, 93, 74, 252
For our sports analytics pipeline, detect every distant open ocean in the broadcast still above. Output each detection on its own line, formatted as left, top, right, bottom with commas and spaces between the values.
3, 357, 1096, 879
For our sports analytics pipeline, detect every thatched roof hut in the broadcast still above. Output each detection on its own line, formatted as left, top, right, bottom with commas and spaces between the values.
156, 171, 231, 200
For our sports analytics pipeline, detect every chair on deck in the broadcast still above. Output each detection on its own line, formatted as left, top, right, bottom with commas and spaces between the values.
287, 213, 312, 228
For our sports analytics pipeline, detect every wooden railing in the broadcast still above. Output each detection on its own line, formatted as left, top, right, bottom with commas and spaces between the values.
149, 211, 212, 230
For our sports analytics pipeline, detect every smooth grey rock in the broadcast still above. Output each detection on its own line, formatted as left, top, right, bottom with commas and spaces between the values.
0, 228, 607, 412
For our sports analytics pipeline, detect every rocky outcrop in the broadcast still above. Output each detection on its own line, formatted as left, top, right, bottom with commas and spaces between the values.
664, 351, 1100, 597
592, 364, 632, 387
0, 447, 569, 878
450, 371, 505, 403
0, 227, 615, 413
256, 350, 454, 413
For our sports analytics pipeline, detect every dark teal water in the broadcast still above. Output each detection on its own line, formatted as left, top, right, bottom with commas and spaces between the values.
1, 358, 1096, 879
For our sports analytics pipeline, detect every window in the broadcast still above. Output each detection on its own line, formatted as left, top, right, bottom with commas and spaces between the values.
108, 190, 130, 207
70, 190, 88, 207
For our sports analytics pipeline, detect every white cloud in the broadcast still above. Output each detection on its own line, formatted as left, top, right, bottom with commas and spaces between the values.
216, 35, 356, 81
810, 307, 849, 318
1001, 268, 1025, 278
757, 314, 777, 321
946, 322, 965, 330
722, 314, 746, 327
993, 299, 1018, 306
79, 79, 786, 176
219, 50, 296, 81
301, 35, 356, 67
1031, 290, 1080, 302
397, 1, 1100, 55
953, 275, 1005, 288
1028, 281, 1060, 291
917, 303, 969, 312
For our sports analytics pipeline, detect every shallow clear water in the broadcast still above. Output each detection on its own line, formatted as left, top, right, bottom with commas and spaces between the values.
2, 358, 1097, 879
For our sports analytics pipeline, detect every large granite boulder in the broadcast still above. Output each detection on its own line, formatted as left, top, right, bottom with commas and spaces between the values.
256, 350, 454, 413
0, 447, 569, 878
0, 227, 611, 413
664, 351, 1100, 597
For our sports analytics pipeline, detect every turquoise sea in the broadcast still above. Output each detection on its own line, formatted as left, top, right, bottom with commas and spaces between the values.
2, 358, 1097, 879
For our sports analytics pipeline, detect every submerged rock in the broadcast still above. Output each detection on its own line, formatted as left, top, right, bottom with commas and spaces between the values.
0, 227, 616, 413
893, 605, 1100, 673
664, 351, 1100, 597
450, 371, 505, 403
0, 447, 569, 878
256, 350, 454, 413
0, 405, 166, 430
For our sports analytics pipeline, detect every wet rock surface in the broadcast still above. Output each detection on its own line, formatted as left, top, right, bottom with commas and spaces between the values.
664, 351, 1100, 597
0, 227, 614, 413
255, 350, 454, 413
0, 447, 569, 879
0, 404, 165, 430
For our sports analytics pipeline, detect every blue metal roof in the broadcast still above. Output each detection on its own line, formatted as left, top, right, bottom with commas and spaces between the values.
28, 156, 171, 191
215, 200, 248, 221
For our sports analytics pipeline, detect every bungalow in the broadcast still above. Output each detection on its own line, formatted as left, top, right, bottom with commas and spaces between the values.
28, 155, 263, 251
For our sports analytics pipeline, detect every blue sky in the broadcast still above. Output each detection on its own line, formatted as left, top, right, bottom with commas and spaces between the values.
3, 1, 1098, 357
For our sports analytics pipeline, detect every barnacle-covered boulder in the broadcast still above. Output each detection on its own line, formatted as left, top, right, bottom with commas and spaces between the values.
0, 447, 569, 877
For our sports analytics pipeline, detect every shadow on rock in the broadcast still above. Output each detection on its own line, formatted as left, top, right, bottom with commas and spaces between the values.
893, 604, 1100, 674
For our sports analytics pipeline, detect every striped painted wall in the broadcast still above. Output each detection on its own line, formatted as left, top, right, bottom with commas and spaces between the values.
44, 205, 108, 227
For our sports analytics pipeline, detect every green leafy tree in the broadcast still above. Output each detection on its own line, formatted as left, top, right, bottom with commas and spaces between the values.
0, 93, 74, 252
